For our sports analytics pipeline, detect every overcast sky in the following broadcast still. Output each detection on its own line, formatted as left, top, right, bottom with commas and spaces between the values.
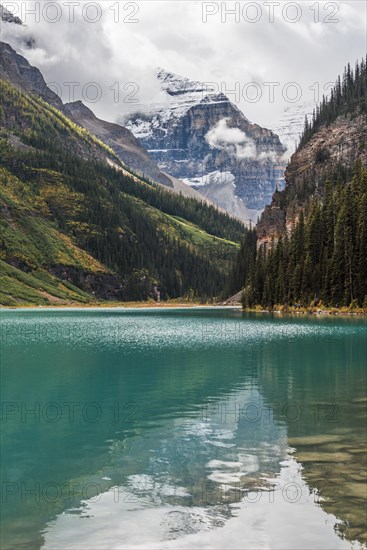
2, 0, 366, 128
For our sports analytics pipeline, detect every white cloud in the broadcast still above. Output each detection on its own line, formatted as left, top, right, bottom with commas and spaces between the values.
206, 118, 279, 161
1, 0, 366, 128
205, 118, 257, 159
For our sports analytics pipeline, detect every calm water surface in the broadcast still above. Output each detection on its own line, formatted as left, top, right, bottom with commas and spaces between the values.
1, 308, 366, 549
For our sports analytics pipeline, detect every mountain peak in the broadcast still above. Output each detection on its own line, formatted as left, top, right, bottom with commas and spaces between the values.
64, 100, 96, 119
155, 67, 215, 97
124, 67, 243, 131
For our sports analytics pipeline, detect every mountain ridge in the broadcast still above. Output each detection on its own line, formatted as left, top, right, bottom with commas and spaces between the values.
0, 41, 218, 203
63, 99, 173, 188
0, 42, 62, 108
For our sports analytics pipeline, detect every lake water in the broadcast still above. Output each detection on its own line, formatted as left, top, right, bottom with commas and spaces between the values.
1, 308, 366, 549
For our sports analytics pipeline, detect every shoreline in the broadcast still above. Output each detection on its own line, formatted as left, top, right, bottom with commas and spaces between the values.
242, 307, 367, 316
0, 302, 240, 311
1, 302, 366, 316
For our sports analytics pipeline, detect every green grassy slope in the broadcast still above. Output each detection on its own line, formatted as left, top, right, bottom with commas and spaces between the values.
0, 261, 92, 306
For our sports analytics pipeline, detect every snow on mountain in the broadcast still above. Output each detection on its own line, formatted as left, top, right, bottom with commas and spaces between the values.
123, 68, 239, 142
185, 170, 262, 223
270, 102, 316, 159
123, 68, 286, 225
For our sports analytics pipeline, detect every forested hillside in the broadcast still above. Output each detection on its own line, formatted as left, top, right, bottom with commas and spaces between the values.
229, 58, 367, 309
243, 163, 367, 308
300, 58, 366, 148
0, 79, 245, 305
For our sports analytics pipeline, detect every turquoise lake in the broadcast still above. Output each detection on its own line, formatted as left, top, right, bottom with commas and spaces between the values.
1, 308, 366, 549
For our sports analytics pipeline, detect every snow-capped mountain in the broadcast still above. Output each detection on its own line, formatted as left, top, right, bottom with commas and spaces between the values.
123, 68, 229, 143
270, 102, 316, 159
123, 69, 287, 224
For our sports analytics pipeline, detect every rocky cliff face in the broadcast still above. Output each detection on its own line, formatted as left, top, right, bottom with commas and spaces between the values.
257, 112, 367, 245
124, 69, 286, 224
0, 42, 62, 108
63, 100, 173, 187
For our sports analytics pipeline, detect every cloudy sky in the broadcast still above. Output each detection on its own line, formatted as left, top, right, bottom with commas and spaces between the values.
1, 0, 366, 128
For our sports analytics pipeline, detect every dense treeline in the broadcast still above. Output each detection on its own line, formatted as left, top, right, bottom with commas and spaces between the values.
300, 57, 366, 148
229, 57, 367, 309
242, 163, 367, 308
0, 80, 243, 301
224, 228, 257, 298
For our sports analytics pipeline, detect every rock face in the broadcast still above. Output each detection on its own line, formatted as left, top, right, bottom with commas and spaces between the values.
124, 69, 287, 224
284, 113, 367, 185
257, 112, 367, 245
63, 100, 173, 187
0, 42, 62, 108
